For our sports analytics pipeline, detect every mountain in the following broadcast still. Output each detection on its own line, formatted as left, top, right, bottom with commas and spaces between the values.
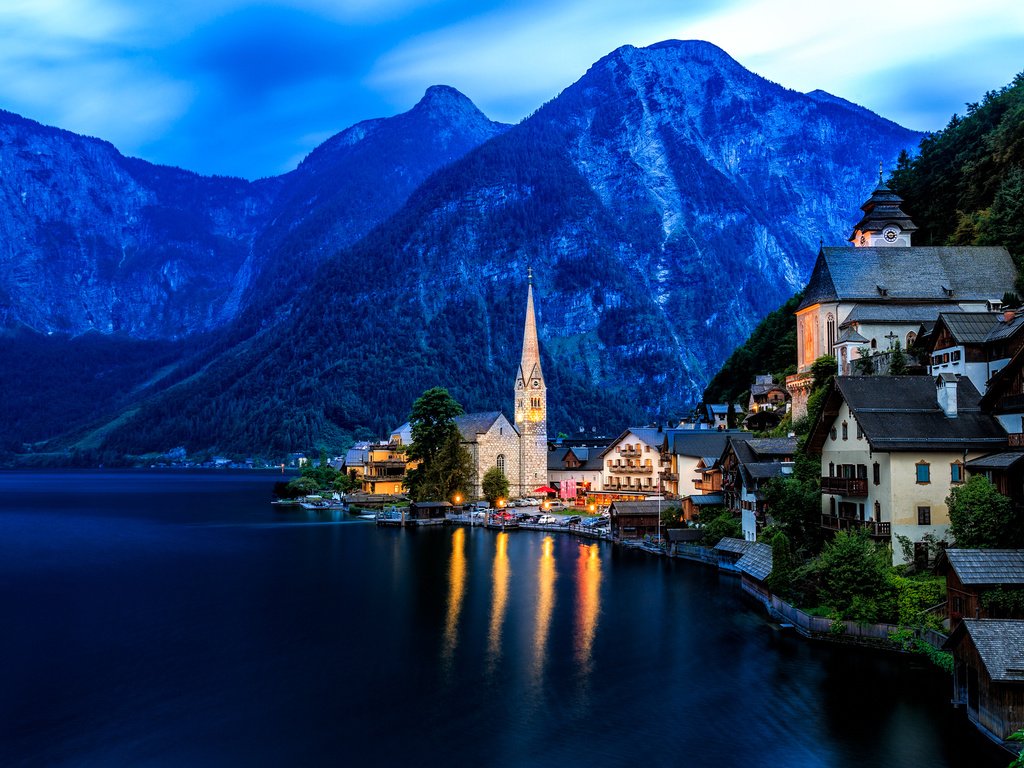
0, 88, 507, 340
87, 40, 924, 457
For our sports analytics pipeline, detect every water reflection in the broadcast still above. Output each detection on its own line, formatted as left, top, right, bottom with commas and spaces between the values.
574, 543, 601, 673
486, 532, 510, 675
530, 536, 556, 685
440, 527, 466, 671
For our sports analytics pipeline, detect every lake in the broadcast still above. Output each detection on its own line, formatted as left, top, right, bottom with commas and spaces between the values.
0, 471, 1006, 767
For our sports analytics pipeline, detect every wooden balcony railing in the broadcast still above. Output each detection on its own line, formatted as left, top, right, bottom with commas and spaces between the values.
820, 476, 868, 496
608, 465, 653, 474
820, 515, 890, 538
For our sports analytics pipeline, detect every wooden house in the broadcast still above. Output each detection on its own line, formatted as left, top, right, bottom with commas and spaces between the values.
609, 500, 662, 540
943, 619, 1024, 742
408, 501, 451, 521
713, 537, 752, 572
940, 549, 1024, 627
736, 542, 773, 605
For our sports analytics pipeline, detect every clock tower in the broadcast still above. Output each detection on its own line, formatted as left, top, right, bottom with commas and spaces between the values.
849, 165, 917, 247
514, 268, 548, 497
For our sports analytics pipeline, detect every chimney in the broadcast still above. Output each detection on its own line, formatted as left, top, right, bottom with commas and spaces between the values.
1004, 309, 1016, 323
936, 373, 959, 418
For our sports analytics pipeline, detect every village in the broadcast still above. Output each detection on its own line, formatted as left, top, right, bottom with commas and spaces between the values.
279, 175, 1024, 757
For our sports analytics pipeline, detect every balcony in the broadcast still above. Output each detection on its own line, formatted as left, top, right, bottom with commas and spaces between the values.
618, 447, 642, 457
821, 476, 868, 496
820, 514, 891, 538
1009, 432, 1024, 448
608, 464, 653, 474
659, 471, 678, 481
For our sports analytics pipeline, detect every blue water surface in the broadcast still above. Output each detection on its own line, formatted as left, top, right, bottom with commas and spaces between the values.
0, 470, 1005, 767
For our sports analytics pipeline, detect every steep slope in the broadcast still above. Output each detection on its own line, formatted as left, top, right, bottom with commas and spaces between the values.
0, 88, 507, 340
97, 40, 923, 456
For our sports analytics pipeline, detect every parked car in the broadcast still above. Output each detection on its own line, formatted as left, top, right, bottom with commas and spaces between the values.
564, 515, 582, 525
544, 501, 567, 512
537, 514, 557, 525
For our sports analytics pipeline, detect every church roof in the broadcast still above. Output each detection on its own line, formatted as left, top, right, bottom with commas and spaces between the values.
454, 412, 516, 443
516, 275, 544, 386
798, 246, 1016, 311
840, 303, 963, 326
849, 179, 918, 240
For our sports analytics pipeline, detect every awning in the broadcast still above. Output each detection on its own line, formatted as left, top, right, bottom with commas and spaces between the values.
534, 485, 557, 494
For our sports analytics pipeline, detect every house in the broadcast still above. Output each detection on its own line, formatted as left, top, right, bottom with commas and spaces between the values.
713, 537, 752, 571
408, 501, 452, 521
681, 490, 725, 522
598, 428, 671, 502
940, 549, 1024, 627
666, 527, 704, 556
547, 444, 605, 505
705, 404, 742, 430
928, 310, 1024, 395
343, 443, 370, 483
786, 176, 1016, 417
719, 436, 797, 541
609, 500, 663, 540
807, 375, 1008, 564
943, 619, 1024, 743
667, 431, 734, 501
361, 441, 414, 495
745, 375, 789, 430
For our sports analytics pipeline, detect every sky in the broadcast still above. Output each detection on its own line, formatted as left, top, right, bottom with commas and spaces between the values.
2, 0, 1022, 180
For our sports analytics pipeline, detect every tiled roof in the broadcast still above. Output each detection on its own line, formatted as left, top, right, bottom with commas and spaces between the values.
454, 412, 512, 442
947, 620, 1024, 683
965, 452, 1024, 471
610, 500, 663, 517
344, 447, 368, 466
841, 303, 963, 325
829, 376, 1007, 452
736, 542, 773, 582
746, 438, 798, 458
746, 462, 789, 480
937, 312, 1002, 345
945, 549, 1024, 585
799, 246, 1015, 310
687, 493, 724, 506
837, 326, 869, 344
713, 537, 750, 555
671, 431, 733, 459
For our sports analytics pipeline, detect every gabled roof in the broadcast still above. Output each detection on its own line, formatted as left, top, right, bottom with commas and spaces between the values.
609, 500, 663, 517
687, 493, 724, 506
798, 246, 1015, 311
965, 452, 1024, 471
548, 445, 605, 472
746, 438, 798, 458
807, 376, 1008, 453
713, 537, 751, 555
934, 312, 1003, 345
344, 447, 368, 466
944, 549, 1024, 585
599, 427, 671, 457
454, 412, 516, 442
736, 542, 773, 582
944, 620, 1024, 683
670, 431, 733, 459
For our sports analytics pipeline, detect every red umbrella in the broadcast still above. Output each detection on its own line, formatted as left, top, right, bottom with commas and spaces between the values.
533, 485, 557, 494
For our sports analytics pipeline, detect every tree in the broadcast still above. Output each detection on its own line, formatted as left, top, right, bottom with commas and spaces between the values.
946, 475, 1022, 548
765, 531, 794, 594
660, 505, 682, 527
406, 387, 473, 502
888, 340, 908, 375
482, 466, 510, 505
804, 528, 895, 623
697, 507, 740, 546
761, 475, 823, 557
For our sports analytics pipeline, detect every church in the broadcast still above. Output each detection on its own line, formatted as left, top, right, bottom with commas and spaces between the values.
786, 173, 1017, 418
449, 270, 549, 499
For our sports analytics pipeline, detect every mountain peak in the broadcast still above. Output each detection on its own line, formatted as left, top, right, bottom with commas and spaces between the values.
413, 85, 483, 117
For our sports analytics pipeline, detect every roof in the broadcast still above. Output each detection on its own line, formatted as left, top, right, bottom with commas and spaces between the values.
713, 537, 751, 555
344, 447, 368, 466
670, 431, 733, 459
750, 381, 786, 397
454, 412, 515, 442
389, 422, 413, 444
808, 376, 1008, 453
746, 438, 798, 458
736, 542, 773, 582
944, 620, 1024, 683
798, 246, 1016, 311
965, 452, 1024, 471
547, 446, 606, 472
849, 179, 919, 239
944, 549, 1024, 585
687, 493, 724, 506
837, 326, 869, 344
841, 303, 963, 326
599, 427, 671, 458
609, 500, 663, 517
935, 312, 1003, 345
746, 462, 790, 480
706, 404, 729, 415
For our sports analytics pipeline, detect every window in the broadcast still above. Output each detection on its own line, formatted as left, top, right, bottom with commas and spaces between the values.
856, 422, 863, 440
496, 454, 505, 475
829, 497, 836, 515
873, 500, 881, 521
870, 338, 877, 350
826, 313, 836, 354
906, 331, 917, 348
841, 422, 848, 440
951, 462, 965, 484
873, 462, 880, 485
829, 462, 835, 477
830, 427, 837, 441
917, 506, 931, 525
916, 462, 931, 484
952, 350, 961, 362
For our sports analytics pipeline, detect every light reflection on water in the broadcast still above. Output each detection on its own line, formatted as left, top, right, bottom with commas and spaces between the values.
575, 542, 601, 674
440, 527, 466, 672
486, 532, 510, 676
530, 535, 556, 689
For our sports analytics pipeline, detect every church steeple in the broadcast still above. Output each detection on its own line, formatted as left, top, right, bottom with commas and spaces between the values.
849, 167, 918, 247
514, 268, 547, 496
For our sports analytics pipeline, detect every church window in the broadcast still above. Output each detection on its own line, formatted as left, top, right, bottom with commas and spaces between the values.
826, 314, 836, 355
496, 454, 506, 475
